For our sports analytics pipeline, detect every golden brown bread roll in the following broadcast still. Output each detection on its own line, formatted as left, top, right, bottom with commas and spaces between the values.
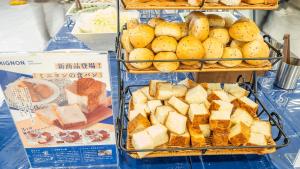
229, 20, 260, 42
121, 30, 134, 53
188, 13, 210, 41
126, 19, 139, 30
219, 47, 243, 67
129, 24, 155, 48
176, 36, 205, 65
151, 36, 177, 53
203, 37, 224, 64
148, 18, 165, 28
155, 22, 182, 40
230, 40, 246, 49
177, 22, 188, 38
242, 40, 270, 66
188, 0, 204, 6
185, 11, 205, 24
209, 28, 230, 46
153, 52, 179, 72
129, 48, 154, 69
207, 14, 226, 27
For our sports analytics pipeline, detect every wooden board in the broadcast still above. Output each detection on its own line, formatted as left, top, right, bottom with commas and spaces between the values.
122, 0, 278, 10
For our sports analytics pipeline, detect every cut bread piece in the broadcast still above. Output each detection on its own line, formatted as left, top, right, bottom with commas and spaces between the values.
204, 99, 211, 110
149, 114, 160, 125
128, 109, 147, 121
228, 94, 237, 103
132, 89, 148, 105
140, 86, 155, 100
199, 124, 211, 138
223, 83, 239, 92
168, 96, 189, 115
247, 132, 267, 146
185, 85, 208, 104
236, 96, 258, 117
165, 111, 187, 135
133, 103, 151, 115
147, 100, 162, 114
188, 122, 206, 147
229, 122, 250, 146
188, 103, 209, 125
149, 80, 166, 97
209, 110, 231, 131
201, 83, 222, 91
128, 114, 151, 136
209, 100, 233, 113
231, 108, 253, 127
154, 105, 174, 124
178, 78, 198, 89
172, 85, 188, 98
155, 82, 173, 100
207, 90, 229, 102
35, 104, 58, 125
168, 130, 190, 147
250, 120, 272, 139
212, 130, 229, 146
54, 104, 87, 128
132, 130, 155, 158
227, 85, 249, 98
145, 124, 169, 147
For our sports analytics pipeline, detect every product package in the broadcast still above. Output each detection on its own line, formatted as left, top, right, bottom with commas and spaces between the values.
0, 52, 118, 168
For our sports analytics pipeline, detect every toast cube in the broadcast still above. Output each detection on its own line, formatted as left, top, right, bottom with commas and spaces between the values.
168, 96, 189, 115
132, 89, 148, 104
165, 111, 187, 135
209, 100, 233, 113
209, 110, 231, 131
236, 96, 258, 117
154, 105, 174, 124
207, 90, 229, 102
228, 94, 237, 103
229, 122, 250, 146
132, 130, 155, 158
149, 80, 166, 97
128, 109, 147, 121
250, 120, 272, 139
149, 114, 160, 125
247, 132, 267, 146
147, 100, 162, 114
178, 78, 198, 89
172, 85, 188, 98
201, 83, 222, 91
231, 108, 253, 127
140, 86, 155, 100
185, 85, 208, 104
212, 130, 229, 146
188, 103, 209, 125
145, 124, 169, 147
223, 83, 239, 92
128, 114, 151, 136
204, 99, 211, 110
227, 85, 249, 98
168, 130, 190, 147
155, 82, 173, 100
199, 124, 211, 138
133, 103, 151, 115
188, 122, 206, 147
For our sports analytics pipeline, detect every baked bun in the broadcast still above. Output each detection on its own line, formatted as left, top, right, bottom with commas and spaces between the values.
229, 20, 260, 42
176, 36, 205, 65
207, 14, 225, 27
185, 11, 205, 24
151, 36, 177, 53
188, 0, 203, 6
155, 22, 182, 40
129, 24, 155, 48
242, 40, 270, 65
129, 48, 154, 69
220, 0, 241, 5
209, 28, 230, 46
121, 30, 133, 53
148, 18, 165, 28
188, 12, 209, 41
178, 22, 188, 38
219, 47, 242, 67
126, 19, 139, 30
153, 52, 179, 72
230, 40, 245, 49
203, 37, 224, 64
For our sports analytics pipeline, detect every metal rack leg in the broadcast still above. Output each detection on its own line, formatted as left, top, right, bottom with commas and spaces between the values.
252, 71, 257, 94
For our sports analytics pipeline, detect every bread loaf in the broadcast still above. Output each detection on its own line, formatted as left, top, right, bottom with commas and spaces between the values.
207, 14, 226, 27
188, 13, 210, 41
219, 47, 243, 67
151, 36, 177, 53
155, 22, 182, 40
229, 20, 260, 42
129, 24, 154, 48
242, 40, 270, 66
153, 52, 179, 72
148, 17, 165, 28
203, 37, 224, 64
129, 48, 154, 69
209, 28, 230, 45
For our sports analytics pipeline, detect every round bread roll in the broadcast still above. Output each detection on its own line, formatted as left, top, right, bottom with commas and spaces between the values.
129, 48, 154, 69
230, 40, 246, 49
155, 22, 182, 40
207, 14, 226, 27
148, 18, 165, 28
151, 36, 177, 53
185, 11, 205, 24
177, 22, 188, 38
209, 28, 230, 45
188, 13, 210, 41
219, 47, 243, 67
153, 52, 179, 72
242, 40, 270, 66
121, 30, 133, 53
188, 0, 203, 6
229, 20, 260, 42
129, 24, 155, 48
126, 19, 139, 30
203, 37, 224, 64
176, 36, 205, 65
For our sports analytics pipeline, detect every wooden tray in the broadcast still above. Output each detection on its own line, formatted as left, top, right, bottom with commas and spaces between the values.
122, 0, 278, 10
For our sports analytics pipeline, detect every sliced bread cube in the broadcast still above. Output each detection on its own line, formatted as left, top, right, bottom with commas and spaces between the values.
168, 96, 189, 115
231, 108, 253, 127
147, 100, 162, 114
199, 124, 211, 138
140, 86, 155, 100
149, 114, 160, 125
165, 111, 187, 135
132, 130, 155, 158
229, 122, 250, 146
178, 78, 198, 89
207, 90, 229, 102
132, 89, 148, 104
128, 109, 147, 121
168, 130, 190, 147
247, 132, 267, 146
154, 105, 174, 124
188, 122, 206, 147
133, 103, 151, 115
204, 99, 211, 110
209, 100, 233, 113
212, 130, 229, 146
250, 120, 272, 139
228, 94, 237, 103
223, 83, 239, 92
172, 85, 188, 97
128, 114, 151, 136
149, 80, 166, 97
145, 124, 169, 147
236, 96, 258, 117
185, 85, 208, 104
201, 83, 222, 91
209, 110, 231, 131
188, 103, 209, 125
227, 85, 249, 98
155, 82, 173, 100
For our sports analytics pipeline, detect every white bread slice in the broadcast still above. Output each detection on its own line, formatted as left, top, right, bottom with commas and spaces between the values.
168, 130, 190, 147
128, 114, 151, 136
140, 86, 155, 100
201, 83, 222, 91
227, 86, 249, 98
188, 103, 209, 125
147, 100, 162, 114
35, 104, 58, 125
199, 124, 211, 138
247, 132, 267, 146
132, 130, 155, 158
145, 124, 169, 147
188, 122, 206, 147
165, 111, 187, 135
172, 85, 188, 97
231, 108, 253, 127
168, 96, 189, 115
178, 78, 198, 89
149, 114, 160, 125
223, 83, 239, 92
154, 105, 174, 124
229, 122, 250, 146
155, 82, 173, 100
149, 80, 166, 97
209, 110, 231, 131
212, 130, 229, 146
54, 104, 87, 128
133, 103, 151, 115
185, 85, 208, 104
132, 89, 148, 104
207, 90, 229, 102
250, 120, 272, 139
128, 109, 147, 121
209, 100, 233, 113
236, 96, 258, 117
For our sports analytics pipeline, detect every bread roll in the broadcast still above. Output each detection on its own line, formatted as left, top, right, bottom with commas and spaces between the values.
153, 52, 179, 72
230, 40, 246, 49
209, 28, 230, 45
207, 14, 226, 27
129, 24, 154, 48
220, 0, 241, 5
203, 37, 224, 64
121, 30, 133, 53
155, 22, 182, 40
188, 0, 203, 6
219, 47, 242, 67
177, 22, 188, 38
188, 13, 210, 41
224, 16, 234, 28
126, 19, 139, 29
148, 18, 165, 28
185, 11, 205, 24
229, 20, 260, 42
242, 40, 270, 65
176, 36, 205, 65
151, 36, 177, 53
129, 48, 154, 69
